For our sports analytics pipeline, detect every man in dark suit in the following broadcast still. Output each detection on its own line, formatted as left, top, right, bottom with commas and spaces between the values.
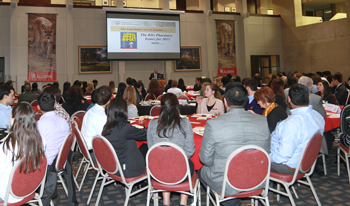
244, 78, 264, 114
198, 82, 270, 206
18, 83, 38, 103
332, 73, 349, 105
149, 69, 162, 80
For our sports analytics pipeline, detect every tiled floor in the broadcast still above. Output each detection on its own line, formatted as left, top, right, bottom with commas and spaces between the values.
52, 141, 349, 206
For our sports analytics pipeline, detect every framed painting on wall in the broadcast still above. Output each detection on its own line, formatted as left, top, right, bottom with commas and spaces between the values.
174, 46, 201, 72
78, 46, 112, 74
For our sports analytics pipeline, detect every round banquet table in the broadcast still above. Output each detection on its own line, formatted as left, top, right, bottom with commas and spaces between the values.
137, 104, 197, 116
133, 115, 208, 170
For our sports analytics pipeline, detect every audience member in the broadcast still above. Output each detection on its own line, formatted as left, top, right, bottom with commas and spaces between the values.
123, 86, 139, 119
268, 73, 277, 87
253, 87, 288, 133
0, 85, 15, 128
332, 73, 349, 105
148, 79, 162, 98
196, 83, 224, 115
193, 77, 202, 91
0, 103, 45, 204
116, 82, 127, 98
298, 76, 327, 117
244, 78, 264, 115
232, 75, 241, 83
37, 93, 70, 166
44, 86, 70, 123
270, 79, 287, 110
5, 80, 13, 87
62, 85, 89, 116
31, 82, 41, 95
18, 83, 38, 103
102, 97, 147, 178
62, 81, 71, 101
92, 79, 98, 89
270, 83, 325, 175
226, 73, 232, 79
137, 80, 147, 98
53, 82, 59, 88
86, 90, 97, 111
198, 82, 270, 206
126, 77, 134, 86
164, 79, 172, 92
284, 76, 297, 97
86, 82, 94, 92
345, 76, 350, 90
134, 82, 144, 104
82, 86, 112, 153
109, 81, 117, 93
177, 78, 187, 92
213, 76, 223, 88
293, 72, 303, 81
316, 80, 338, 104
159, 78, 166, 92
167, 80, 183, 97
221, 76, 230, 91
82, 81, 87, 94
147, 93, 195, 206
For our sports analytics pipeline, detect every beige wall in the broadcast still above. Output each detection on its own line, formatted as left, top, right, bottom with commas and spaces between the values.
0, 3, 283, 91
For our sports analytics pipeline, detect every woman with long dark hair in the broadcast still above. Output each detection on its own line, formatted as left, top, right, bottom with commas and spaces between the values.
164, 79, 172, 92
62, 85, 89, 116
62, 81, 71, 101
116, 82, 127, 98
102, 97, 147, 178
177, 78, 187, 92
270, 78, 287, 110
316, 80, 338, 104
147, 93, 195, 206
0, 103, 45, 203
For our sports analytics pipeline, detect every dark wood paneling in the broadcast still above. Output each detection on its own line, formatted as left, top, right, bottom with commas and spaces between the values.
176, 0, 186, 10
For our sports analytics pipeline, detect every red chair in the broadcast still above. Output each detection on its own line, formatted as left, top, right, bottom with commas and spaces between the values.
146, 142, 201, 206
178, 95, 189, 101
145, 93, 156, 101
269, 132, 323, 206
206, 145, 270, 206
92, 135, 148, 206
30, 100, 40, 113
149, 105, 161, 116
55, 131, 75, 196
85, 91, 92, 96
1, 156, 48, 206
157, 94, 163, 100
337, 104, 350, 183
70, 110, 86, 131
71, 124, 102, 204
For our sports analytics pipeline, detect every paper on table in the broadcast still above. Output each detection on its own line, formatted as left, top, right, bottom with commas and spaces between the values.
193, 127, 205, 136
189, 103, 196, 106
328, 113, 340, 118
132, 125, 144, 129
325, 103, 341, 113
192, 114, 212, 118
197, 117, 207, 120
129, 120, 136, 124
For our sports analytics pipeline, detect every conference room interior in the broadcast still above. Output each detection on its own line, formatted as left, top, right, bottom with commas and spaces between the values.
1, 0, 350, 205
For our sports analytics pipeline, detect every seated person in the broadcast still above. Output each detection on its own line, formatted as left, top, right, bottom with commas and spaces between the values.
244, 78, 264, 115
196, 83, 225, 115
18, 83, 38, 103
316, 80, 338, 104
62, 85, 90, 116
270, 83, 325, 175
102, 97, 147, 178
198, 82, 270, 206
0, 103, 45, 204
331, 73, 349, 105
177, 78, 187, 92
253, 87, 288, 133
44, 86, 70, 123
167, 80, 183, 97
0, 85, 15, 128
123, 86, 139, 119
193, 77, 202, 91
147, 93, 195, 206
37, 93, 70, 166
148, 79, 162, 99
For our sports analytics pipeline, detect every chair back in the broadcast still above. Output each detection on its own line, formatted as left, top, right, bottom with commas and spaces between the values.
30, 100, 38, 107
157, 94, 163, 100
222, 145, 270, 196
341, 104, 350, 136
7, 156, 47, 202
345, 89, 350, 105
55, 132, 74, 172
145, 93, 156, 101
92, 135, 122, 177
150, 105, 161, 116
70, 110, 85, 130
146, 142, 191, 187
72, 124, 90, 162
299, 132, 323, 173
85, 91, 92, 96
178, 95, 189, 101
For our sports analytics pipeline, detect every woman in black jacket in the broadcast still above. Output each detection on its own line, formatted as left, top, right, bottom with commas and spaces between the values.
102, 97, 147, 178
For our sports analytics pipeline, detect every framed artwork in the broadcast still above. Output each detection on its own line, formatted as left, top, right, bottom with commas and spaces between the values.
78, 46, 112, 74
174, 46, 201, 72
224, 6, 230, 12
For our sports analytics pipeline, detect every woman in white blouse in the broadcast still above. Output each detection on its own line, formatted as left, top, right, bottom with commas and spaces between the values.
123, 86, 139, 119
196, 83, 225, 115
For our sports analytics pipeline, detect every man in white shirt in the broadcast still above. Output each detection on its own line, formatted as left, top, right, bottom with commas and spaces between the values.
167, 80, 183, 97
81, 86, 112, 160
0, 85, 15, 128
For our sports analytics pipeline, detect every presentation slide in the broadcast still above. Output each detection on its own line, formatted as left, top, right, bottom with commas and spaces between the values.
107, 18, 180, 53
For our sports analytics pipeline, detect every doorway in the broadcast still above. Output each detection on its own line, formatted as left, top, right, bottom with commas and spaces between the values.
251, 55, 280, 84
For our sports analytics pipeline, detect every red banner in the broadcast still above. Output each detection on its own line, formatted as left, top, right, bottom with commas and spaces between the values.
28, 72, 57, 82
28, 13, 57, 82
218, 68, 237, 76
